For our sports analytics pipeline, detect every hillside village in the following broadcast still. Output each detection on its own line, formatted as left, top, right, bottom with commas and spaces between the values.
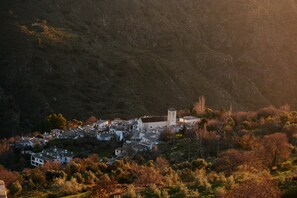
14, 108, 200, 167
2, 105, 297, 197
4, 0, 297, 197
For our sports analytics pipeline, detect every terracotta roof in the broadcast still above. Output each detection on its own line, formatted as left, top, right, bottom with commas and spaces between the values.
141, 117, 167, 123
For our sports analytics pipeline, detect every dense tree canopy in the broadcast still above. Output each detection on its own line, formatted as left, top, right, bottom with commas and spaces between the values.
34, 113, 67, 132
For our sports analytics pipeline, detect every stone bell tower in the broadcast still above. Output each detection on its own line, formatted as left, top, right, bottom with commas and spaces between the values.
167, 108, 177, 127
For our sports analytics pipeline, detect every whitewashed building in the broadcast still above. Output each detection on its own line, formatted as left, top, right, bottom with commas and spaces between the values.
92, 120, 109, 129
96, 133, 114, 141
115, 131, 124, 141
138, 117, 168, 130
138, 108, 177, 130
31, 147, 74, 167
115, 148, 126, 156
132, 143, 151, 152
179, 116, 201, 124
15, 138, 33, 148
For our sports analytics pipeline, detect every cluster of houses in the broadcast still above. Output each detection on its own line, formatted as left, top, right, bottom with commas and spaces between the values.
31, 147, 74, 167
14, 137, 48, 154
14, 108, 200, 167
119, 108, 200, 154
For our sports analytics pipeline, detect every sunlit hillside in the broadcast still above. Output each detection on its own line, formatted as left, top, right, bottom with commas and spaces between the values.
1, 0, 297, 135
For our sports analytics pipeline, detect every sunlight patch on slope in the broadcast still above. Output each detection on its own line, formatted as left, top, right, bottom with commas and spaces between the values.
18, 20, 76, 43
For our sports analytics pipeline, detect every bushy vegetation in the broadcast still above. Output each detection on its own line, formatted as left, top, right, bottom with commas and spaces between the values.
2, 105, 297, 197
34, 113, 67, 132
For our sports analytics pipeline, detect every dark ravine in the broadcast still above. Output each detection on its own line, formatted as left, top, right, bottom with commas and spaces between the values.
1, 0, 297, 136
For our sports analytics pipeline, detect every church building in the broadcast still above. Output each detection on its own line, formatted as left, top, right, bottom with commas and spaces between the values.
137, 108, 177, 130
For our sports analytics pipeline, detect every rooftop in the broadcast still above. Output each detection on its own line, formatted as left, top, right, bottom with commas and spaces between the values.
141, 116, 167, 123
132, 144, 150, 150
182, 116, 199, 120
93, 120, 108, 125
32, 147, 74, 161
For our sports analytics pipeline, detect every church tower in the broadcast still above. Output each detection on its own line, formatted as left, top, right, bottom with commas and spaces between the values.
167, 108, 177, 126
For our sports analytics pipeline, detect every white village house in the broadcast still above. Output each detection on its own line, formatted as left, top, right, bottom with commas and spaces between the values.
179, 116, 201, 124
109, 128, 124, 141
96, 133, 114, 141
92, 120, 109, 129
96, 130, 124, 141
132, 143, 151, 152
31, 147, 74, 167
138, 108, 177, 130
115, 148, 126, 156
15, 137, 34, 148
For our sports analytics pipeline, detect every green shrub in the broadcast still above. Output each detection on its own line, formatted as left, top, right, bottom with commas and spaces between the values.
46, 170, 67, 182
280, 161, 294, 171
10, 180, 22, 197
192, 158, 208, 170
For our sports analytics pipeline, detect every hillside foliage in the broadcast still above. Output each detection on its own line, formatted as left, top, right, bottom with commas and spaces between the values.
1, 105, 297, 197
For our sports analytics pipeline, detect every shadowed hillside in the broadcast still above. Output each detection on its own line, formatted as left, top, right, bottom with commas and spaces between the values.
1, 0, 297, 136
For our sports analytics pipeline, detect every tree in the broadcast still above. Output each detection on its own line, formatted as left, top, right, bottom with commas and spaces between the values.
177, 109, 191, 117
123, 184, 137, 198
193, 96, 206, 114
36, 113, 67, 132
47, 113, 67, 130
131, 163, 162, 187
215, 149, 262, 174
256, 106, 281, 119
85, 170, 98, 184
73, 173, 84, 184
159, 128, 175, 142
0, 139, 10, 154
85, 116, 97, 125
155, 157, 170, 175
236, 134, 261, 150
67, 119, 83, 129
46, 170, 67, 182
261, 133, 291, 166
194, 124, 211, 158
191, 158, 208, 170
52, 177, 82, 195
283, 123, 297, 142
10, 180, 22, 197
30, 168, 47, 189
228, 178, 280, 198
0, 167, 20, 188
90, 174, 117, 198
227, 168, 280, 198
66, 161, 81, 175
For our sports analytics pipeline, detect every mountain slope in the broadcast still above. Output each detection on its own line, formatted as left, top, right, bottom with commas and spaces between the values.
1, 0, 297, 136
